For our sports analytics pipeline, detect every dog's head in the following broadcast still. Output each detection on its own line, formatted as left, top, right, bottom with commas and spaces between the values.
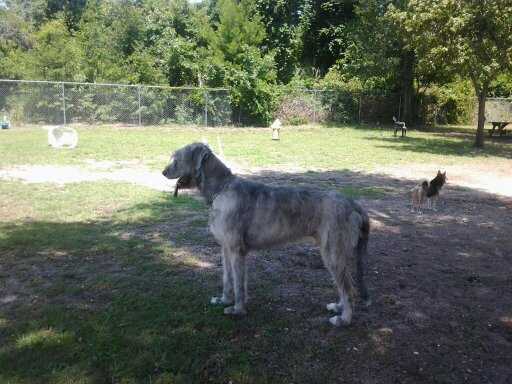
162, 143, 212, 185
437, 170, 447, 184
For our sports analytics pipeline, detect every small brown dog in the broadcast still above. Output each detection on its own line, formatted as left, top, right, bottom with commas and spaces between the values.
411, 170, 447, 212
411, 180, 429, 213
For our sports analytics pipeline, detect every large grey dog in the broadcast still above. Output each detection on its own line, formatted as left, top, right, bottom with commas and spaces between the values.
162, 143, 370, 326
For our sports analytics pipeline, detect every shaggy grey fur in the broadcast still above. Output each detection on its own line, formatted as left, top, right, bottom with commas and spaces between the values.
162, 143, 371, 326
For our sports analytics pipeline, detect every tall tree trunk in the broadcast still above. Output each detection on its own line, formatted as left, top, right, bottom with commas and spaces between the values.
475, 85, 487, 148
401, 51, 415, 124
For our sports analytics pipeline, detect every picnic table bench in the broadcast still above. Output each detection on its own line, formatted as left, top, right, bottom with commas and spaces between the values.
488, 121, 509, 137
485, 98, 512, 137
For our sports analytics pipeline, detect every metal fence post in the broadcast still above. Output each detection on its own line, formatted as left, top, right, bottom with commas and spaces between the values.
61, 82, 66, 125
137, 86, 142, 126
204, 90, 208, 127
358, 94, 362, 124
313, 90, 317, 123
398, 95, 402, 121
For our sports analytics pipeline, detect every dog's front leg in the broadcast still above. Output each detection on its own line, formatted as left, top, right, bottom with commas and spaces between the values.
210, 247, 234, 305
224, 248, 247, 316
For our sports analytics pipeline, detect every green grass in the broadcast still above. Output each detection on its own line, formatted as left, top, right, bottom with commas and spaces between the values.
1, 124, 510, 172
0, 124, 511, 383
0, 181, 233, 383
0, 180, 341, 383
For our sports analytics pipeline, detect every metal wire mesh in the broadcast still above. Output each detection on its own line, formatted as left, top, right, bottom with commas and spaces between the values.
0, 79, 232, 127
0, 81, 64, 124
275, 89, 400, 125
0, 79, 481, 127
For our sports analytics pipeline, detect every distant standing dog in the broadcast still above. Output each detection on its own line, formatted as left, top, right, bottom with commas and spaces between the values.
410, 180, 429, 213
426, 170, 447, 210
410, 170, 447, 212
162, 143, 371, 326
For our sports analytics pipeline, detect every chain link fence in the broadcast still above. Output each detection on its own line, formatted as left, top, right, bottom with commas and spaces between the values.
275, 89, 402, 125
0, 79, 480, 127
0, 79, 231, 126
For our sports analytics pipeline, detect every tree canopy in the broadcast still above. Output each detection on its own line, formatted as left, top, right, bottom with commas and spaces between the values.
1, 0, 511, 134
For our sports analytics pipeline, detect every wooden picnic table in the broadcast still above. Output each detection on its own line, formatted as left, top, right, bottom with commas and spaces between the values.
488, 121, 510, 137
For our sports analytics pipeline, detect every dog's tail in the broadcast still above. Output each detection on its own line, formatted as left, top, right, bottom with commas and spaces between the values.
356, 210, 371, 306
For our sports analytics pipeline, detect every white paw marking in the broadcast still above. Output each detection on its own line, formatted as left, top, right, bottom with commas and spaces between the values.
329, 315, 351, 327
224, 306, 246, 316
329, 315, 342, 327
210, 296, 223, 305
326, 303, 341, 312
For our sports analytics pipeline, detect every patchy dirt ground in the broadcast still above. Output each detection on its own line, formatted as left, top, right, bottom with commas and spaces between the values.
1, 162, 511, 383
224, 170, 512, 383
130, 168, 512, 383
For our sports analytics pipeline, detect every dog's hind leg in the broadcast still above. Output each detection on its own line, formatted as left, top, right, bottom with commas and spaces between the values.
432, 195, 438, 211
224, 247, 247, 316
322, 232, 354, 326
328, 265, 354, 326
210, 247, 234, 305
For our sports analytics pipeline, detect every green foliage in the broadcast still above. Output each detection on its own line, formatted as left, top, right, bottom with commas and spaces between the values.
340, 0, 403, 92
491, 73, 512, 98
225, 46, 277, 125
204, 0, 266, 62
417, 80, 476, 126
300, 0, 357, 73
254, 0, 303, 83
389, 0, 512, 94
200, 0, 278, 125
2, 0, 512, 127
390, 0, 512, 145
23, 18, 84, 81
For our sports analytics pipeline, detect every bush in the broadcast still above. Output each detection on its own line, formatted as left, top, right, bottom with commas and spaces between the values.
226, 46, 277, 126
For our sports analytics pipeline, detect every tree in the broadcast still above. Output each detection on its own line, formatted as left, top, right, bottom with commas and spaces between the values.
254, 0, 303, 83
23, 18, 83, 81
77, 1, 139, 83
141, 0, 202, 86
339, 0, 424, 123
391, 0, 512, 147
300, 0, 357, 74
200, 0, 277, 124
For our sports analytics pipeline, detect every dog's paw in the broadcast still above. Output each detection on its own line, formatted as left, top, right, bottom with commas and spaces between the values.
210, 296, 223, 305
210, 296, 233, 306
326, 302, 342, 313
224, 306, 247, 316
329, 315, 351, 327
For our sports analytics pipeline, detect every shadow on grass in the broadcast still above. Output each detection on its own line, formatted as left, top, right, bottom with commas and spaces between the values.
1, 169, 511, 383
364, 134, 512, 159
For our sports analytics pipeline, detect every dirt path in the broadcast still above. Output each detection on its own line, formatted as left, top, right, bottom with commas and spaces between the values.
374, 162, 512, 197
0, 163, 175, 191
1, 159, 511, 198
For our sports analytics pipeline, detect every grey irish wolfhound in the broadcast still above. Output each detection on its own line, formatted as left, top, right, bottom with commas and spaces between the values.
162, 143, 370, 326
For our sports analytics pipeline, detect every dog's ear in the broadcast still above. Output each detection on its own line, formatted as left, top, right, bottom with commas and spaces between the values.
194, 145, 211, 180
